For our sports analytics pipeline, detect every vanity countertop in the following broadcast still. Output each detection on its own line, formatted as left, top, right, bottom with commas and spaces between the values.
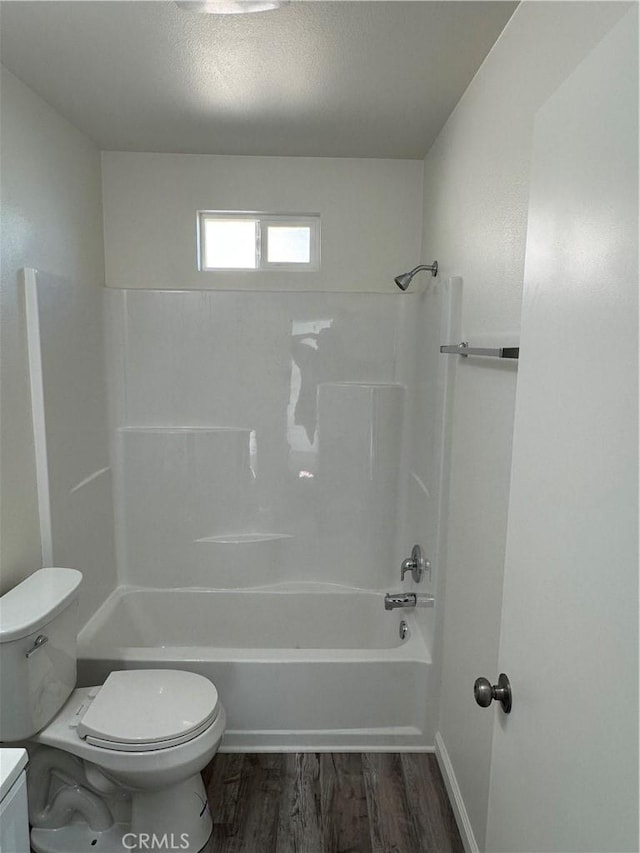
0, 748, 28, 801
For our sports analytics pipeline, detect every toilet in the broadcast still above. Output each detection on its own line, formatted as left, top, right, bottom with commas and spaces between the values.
0, 567, 226, 853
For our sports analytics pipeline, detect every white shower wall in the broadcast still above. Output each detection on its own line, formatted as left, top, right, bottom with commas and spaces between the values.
105, 288, 410, 590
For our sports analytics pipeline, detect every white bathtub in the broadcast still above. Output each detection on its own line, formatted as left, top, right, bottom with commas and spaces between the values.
77, 585, 432, 751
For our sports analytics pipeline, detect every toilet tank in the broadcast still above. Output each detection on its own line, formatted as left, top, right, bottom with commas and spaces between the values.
0, 568, 82, 741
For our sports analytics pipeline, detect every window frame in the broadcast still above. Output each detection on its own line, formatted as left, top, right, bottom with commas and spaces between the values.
197, 211, 321, 272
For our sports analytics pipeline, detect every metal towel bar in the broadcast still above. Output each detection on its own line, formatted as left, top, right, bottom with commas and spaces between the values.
440, 342, 519, 360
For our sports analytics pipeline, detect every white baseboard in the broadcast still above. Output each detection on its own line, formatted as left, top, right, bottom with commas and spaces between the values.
221, 728, 434, 752
435, 731, 480, 853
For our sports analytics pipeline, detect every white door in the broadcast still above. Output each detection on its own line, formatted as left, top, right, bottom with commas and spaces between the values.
485, 9, 638, 853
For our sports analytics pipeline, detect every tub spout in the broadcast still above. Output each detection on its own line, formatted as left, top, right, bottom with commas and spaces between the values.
385, 592, 415, 610
384, 593, 435, 610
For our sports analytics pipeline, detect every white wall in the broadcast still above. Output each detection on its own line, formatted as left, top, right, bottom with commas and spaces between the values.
420, 3, 632, 849
0, 67, 117, 620
101, 152, 423, 291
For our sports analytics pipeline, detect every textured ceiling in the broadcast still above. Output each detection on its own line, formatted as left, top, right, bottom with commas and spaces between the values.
0, 1, 516, 158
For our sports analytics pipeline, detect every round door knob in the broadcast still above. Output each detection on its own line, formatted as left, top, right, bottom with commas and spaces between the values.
474, 673, 512, 714
474, 677, 494, 707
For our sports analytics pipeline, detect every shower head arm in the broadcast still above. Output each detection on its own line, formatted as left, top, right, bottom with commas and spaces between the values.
407, 262, 438, 278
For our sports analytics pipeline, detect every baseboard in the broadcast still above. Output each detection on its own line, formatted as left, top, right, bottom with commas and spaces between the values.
435, 731, 480, 853
221, 727, 435, 752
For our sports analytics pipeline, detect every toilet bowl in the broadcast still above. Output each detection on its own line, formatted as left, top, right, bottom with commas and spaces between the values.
0, 568, 227, 853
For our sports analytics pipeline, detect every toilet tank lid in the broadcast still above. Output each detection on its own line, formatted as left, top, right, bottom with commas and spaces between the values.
0, 568, 82, 642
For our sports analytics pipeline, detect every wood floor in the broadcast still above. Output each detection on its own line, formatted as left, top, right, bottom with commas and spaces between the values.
202, 753, 464, 853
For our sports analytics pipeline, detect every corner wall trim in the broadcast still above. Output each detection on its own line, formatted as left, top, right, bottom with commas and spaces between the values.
23, 268, 53, 566
435, 731, 480, 853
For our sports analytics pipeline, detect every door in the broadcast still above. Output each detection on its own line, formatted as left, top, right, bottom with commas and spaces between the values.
485, 9, 638, 853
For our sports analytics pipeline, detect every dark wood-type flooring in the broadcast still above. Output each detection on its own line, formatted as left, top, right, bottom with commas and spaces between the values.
202, 753, 464, 853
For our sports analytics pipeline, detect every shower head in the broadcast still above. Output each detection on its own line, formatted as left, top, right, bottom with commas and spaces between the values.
394, 272, 415, 291
394, 261, 438, 291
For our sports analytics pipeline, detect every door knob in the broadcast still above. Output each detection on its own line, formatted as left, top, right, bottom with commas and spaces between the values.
474, 673, 512, 713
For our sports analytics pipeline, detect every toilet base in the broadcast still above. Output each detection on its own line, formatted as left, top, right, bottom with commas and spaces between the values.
130, 774, 212, 851
31, 774, 213, 853
32, 822, 211, 853
32, 822, 130, 853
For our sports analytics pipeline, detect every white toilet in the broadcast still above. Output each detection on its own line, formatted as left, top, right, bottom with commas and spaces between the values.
0, 567, 226, 853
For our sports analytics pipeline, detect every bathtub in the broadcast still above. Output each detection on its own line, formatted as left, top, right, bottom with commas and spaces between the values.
77, 585, 432, 751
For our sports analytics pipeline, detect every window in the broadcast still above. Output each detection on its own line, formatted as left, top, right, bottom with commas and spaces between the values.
198, 212, 320, 271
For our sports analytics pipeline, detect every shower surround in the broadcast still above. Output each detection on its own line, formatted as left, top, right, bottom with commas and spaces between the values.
105, 288, 409, 591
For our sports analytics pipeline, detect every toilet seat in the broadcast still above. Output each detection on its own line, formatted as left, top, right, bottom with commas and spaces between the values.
77, 670, 220, 752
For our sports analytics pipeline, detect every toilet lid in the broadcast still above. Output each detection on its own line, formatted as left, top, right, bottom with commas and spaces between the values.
77, 670, 220, 752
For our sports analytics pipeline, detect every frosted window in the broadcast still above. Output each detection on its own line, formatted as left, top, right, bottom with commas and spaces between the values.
267, 226, 311, 264
203, 219, 257, 269
198, 212, 319, 271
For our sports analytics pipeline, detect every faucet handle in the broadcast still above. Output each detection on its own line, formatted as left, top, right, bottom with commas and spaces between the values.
400, 544, 431, 583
